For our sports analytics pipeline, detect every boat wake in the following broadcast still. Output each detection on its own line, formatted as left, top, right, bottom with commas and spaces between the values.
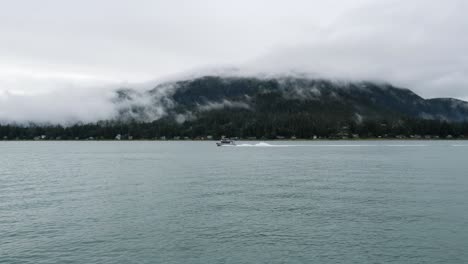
235, 142, 376, 147
235, 142, 289, 147
232, 142, 431, 147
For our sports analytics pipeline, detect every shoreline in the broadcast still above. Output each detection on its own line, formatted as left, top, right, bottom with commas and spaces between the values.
1, 138, 467, 142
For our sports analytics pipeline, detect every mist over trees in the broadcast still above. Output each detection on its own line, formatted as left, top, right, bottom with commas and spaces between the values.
1, 76, 468, 140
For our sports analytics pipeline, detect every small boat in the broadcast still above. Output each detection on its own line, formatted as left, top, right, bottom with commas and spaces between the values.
216, 138, 236, 146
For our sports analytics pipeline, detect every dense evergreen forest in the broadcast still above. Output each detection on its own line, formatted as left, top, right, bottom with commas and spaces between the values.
2, 76, 468, 140
1, 117, 467, 140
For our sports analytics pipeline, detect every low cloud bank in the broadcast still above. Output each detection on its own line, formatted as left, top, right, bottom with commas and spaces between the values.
0, 85, 116, 125
1, 0, 467, 125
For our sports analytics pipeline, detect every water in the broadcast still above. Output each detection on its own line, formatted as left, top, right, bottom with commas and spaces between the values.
1, 141, 468, 263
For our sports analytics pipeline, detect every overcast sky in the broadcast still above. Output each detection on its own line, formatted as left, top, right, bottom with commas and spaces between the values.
1, 0, 467, 117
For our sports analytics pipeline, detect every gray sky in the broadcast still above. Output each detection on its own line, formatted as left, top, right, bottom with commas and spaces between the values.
0, 0, 467, 123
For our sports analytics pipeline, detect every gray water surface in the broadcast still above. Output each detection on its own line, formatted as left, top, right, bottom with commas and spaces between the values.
1, 141, 468, 263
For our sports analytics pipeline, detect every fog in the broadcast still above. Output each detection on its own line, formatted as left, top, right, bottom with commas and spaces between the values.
1, 0, 467, 124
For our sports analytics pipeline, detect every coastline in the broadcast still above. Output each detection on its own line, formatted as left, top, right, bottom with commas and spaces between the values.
1, 138, 467, 142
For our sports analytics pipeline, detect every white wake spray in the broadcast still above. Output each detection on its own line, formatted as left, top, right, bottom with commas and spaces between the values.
230, 142, 431, 147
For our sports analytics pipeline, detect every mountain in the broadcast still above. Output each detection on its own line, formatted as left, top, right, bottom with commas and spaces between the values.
115, 76, 468, 124
2, 76, 468, 140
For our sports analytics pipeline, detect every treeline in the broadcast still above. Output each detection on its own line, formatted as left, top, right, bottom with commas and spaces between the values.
3, 77, 468, 141
1, 114, 467, 140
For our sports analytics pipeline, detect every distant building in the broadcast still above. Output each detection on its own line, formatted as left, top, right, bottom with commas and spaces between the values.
115, 134, 122, 140
206, 135, 213, 140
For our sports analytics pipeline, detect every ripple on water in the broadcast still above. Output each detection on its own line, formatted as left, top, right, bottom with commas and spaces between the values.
1, 141, 468, 263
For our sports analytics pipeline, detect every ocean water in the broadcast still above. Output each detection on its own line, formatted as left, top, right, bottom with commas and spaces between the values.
1, 141, 468, 264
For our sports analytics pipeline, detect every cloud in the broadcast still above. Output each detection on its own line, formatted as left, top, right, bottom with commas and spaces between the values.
247, 0, 468, 99
0, 0, 467, 124
0, 67, 129, 124
197, 99, 251, 112
113, 83, 177, 122
0, 84, 115, 125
